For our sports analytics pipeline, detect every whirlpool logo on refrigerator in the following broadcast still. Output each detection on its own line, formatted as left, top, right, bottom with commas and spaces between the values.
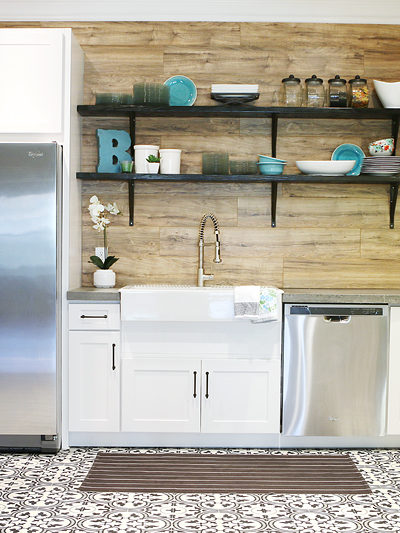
27, 151, 44, 158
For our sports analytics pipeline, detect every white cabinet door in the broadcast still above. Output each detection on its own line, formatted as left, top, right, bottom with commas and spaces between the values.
0, 29, 64, 133
69, 331, 120, 432
122, 358, 201, 433
387, 307, 400, 434
201, 359, 280, 434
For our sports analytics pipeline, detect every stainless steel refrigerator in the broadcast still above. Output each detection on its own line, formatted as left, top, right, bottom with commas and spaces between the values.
0, 143, 61, 452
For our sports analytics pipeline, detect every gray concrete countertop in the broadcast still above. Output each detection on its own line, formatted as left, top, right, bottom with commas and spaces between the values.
67, 287, 400, 305
282, 289, 400, 305
67, 287, 120, 301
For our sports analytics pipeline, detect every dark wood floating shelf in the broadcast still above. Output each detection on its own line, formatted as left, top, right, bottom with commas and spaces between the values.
78, 104, 400, 120
76, 172, 400, 229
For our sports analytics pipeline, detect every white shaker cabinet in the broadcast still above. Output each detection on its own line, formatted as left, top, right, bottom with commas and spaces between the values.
0, 29, 65, 134
201, 359, 280, 434
122, 358, 201, 433
69, 331, 120, 432
387, 307, 400, 434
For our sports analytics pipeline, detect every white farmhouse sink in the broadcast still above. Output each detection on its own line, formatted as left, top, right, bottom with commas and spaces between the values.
120, 285, 235, 321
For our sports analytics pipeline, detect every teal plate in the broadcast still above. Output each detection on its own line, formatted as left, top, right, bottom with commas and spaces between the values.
164, 75, 197, 106
331, 144, 365, 176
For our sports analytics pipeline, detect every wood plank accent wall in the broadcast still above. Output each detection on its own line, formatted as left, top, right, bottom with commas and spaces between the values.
3, 21, 400, 288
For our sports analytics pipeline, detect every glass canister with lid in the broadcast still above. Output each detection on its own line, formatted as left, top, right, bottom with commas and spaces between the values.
281, 74, 302, 106
349, 75, 369, 108
328, 75, 347, 107
305, 74, 325, 107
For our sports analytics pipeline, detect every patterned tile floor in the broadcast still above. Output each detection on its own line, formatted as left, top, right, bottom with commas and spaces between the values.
1, 447, 400, 532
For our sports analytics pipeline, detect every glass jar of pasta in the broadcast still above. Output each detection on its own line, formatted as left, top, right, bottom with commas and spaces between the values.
349, 75, 369, 108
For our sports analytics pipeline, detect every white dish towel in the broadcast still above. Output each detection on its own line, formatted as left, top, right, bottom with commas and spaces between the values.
234, 286, 283, 322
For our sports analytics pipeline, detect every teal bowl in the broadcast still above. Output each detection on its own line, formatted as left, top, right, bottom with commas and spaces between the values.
258, 154, 287, 163
257, 162, 286, 175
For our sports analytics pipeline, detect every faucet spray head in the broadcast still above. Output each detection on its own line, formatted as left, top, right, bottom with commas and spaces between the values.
214, 230, 222, 263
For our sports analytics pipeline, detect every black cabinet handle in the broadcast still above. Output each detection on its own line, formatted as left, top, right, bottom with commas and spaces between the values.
205, 371, 209, 399
80, 314, 107, 319
112, 343, 116, 370
193, 371, 197, 398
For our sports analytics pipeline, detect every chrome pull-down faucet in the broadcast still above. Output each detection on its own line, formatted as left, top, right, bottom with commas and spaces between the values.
197, 213, 222, 287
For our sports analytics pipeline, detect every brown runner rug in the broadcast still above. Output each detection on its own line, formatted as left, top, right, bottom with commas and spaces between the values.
79, 453, 371, 494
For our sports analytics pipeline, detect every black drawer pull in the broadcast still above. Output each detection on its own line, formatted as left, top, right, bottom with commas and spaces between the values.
112, 344, 116, 370
205, 371, 209, 399
80, 314, 108, 319
193, 371, 197, 398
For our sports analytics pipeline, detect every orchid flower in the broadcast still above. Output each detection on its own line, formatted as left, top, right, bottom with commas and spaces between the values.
88, 196, 121, 253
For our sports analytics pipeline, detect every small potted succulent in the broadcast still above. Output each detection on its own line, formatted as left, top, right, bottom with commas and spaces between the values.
146, 154, 160, 173
88, 195, 121, 288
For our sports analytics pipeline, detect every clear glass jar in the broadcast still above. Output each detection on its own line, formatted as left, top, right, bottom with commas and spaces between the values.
349, 75, 369, 108
281, 74, 302, 107
328, 75, 347, 107
305, 75, 325, 107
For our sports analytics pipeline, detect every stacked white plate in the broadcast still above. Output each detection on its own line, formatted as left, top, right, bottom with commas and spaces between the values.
211, 84, 259, 93
361, 156, 400, 175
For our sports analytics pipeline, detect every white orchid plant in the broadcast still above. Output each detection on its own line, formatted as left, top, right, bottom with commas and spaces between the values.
88, 195, 121, 270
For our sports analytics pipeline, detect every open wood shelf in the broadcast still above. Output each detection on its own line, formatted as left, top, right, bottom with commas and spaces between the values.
76, 172, 400, 229
77, 104, 400, 228
77, 104, 400, 120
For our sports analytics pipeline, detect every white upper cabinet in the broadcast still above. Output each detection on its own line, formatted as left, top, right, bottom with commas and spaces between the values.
387, 307, 400, 434
0, 29, 64, 133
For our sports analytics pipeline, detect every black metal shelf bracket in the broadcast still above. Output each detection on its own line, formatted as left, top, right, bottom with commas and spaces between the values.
128, 179, 135, 226
390, 183, 398, 229
271, 182, 278, 227
129, 113, 136, 157
392, 117, 400, 155
271, 115, 278, 158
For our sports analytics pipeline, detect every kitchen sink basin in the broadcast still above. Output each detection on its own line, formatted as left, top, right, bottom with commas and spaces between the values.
120, 285, 235, 321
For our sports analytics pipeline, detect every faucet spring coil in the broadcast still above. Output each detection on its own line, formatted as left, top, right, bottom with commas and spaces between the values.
199, 213, 219, 240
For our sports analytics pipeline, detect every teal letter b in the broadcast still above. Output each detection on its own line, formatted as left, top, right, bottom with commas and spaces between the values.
97, 129, 132, 173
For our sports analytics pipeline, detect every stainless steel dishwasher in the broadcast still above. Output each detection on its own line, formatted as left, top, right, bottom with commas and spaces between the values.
283, 304, 388, 437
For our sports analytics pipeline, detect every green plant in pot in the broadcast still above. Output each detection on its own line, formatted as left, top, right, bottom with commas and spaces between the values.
146, 154, 160, 174
88, 195, 121, 288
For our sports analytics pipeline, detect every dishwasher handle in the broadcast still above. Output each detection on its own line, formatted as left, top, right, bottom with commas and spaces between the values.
289, 306, 383, 316
323, 315, 351, 323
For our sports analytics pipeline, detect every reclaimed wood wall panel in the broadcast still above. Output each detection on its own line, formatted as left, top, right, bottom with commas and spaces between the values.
283, 259, 400, 288
2, 20, 399, 288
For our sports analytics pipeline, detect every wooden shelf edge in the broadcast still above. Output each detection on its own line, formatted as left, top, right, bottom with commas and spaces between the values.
77, 104, 400, 119
76, 172, 400, 184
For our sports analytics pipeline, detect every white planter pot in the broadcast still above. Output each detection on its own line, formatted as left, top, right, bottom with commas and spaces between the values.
159, 149, 181, 174
147, 162, 160, 173
134, 145, 159, 173
94, 269, 116, 288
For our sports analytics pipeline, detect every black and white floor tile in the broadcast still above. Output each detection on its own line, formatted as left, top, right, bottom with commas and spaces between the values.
1, 447, 400, 532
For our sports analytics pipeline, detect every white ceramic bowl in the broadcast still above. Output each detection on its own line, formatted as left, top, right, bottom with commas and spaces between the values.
374, 80, 400, 108
296, 160, 356, 176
